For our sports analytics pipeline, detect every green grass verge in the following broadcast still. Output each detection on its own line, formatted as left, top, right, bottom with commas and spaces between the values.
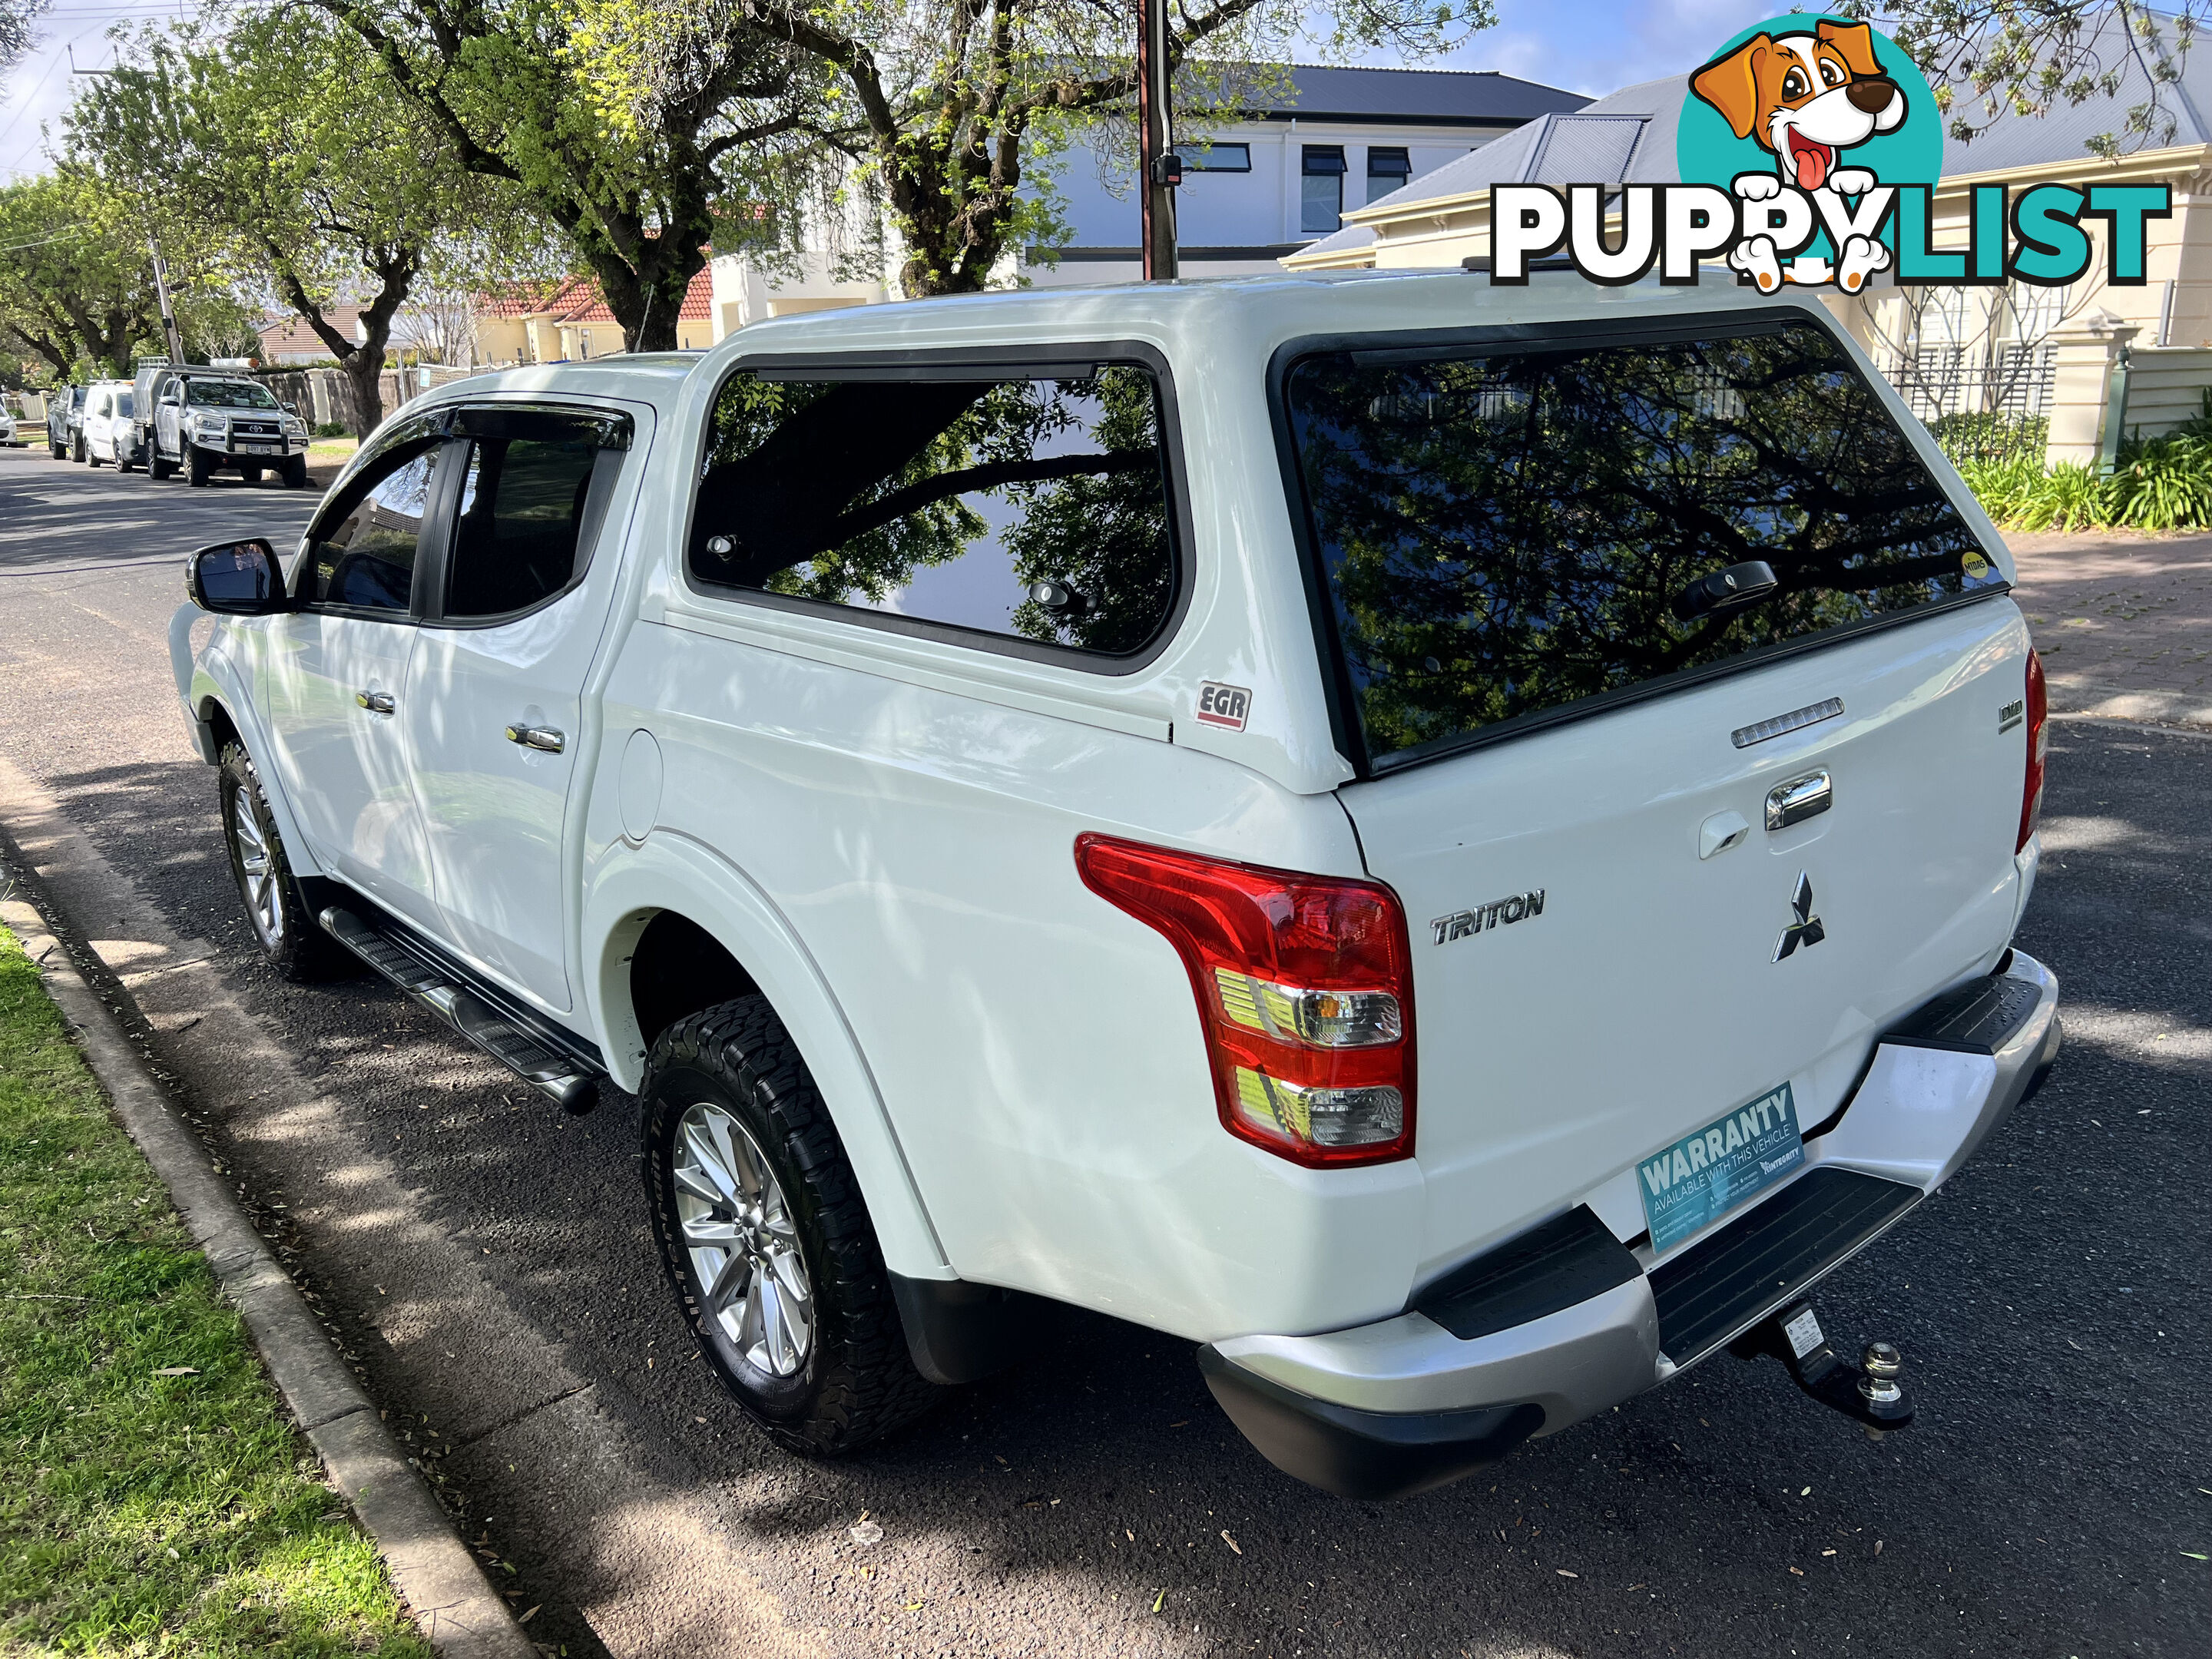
0, 919, 432, 1657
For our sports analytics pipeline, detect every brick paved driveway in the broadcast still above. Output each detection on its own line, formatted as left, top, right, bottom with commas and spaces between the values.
2007, 529, 2212, 727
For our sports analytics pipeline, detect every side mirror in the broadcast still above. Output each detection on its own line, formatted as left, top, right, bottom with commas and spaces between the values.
187, 538, 286, 615
283, 400, 299, 414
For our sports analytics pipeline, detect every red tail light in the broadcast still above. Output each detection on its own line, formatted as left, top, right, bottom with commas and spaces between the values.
2018, 647, 2049, 853
1075, 834, 1416, 1168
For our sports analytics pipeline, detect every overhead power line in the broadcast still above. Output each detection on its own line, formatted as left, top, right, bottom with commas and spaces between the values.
0, 224, 91, 253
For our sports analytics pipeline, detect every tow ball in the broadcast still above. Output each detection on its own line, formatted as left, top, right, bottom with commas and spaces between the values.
1730, 1301, 1914, 1438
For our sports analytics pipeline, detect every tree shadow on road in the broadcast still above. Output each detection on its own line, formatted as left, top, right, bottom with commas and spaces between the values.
28, 727, 2208, 1659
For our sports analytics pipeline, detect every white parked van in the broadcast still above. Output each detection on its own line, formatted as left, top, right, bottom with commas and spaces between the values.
81, 380, 140, 470
171, 270, 2060, 1498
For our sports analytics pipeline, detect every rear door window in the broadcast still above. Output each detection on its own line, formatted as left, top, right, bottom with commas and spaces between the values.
688, 363, 1179, 660
442, 422, 616, 620
1283, 319, 2004, 768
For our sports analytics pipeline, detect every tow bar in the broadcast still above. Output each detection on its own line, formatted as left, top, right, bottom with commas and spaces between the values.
1730, 1301, 1913, 1438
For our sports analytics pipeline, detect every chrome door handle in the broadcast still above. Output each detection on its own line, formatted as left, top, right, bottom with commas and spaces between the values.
355, 690, 396, 714
1767, 769, 1832, 831
504, 724, 565, 754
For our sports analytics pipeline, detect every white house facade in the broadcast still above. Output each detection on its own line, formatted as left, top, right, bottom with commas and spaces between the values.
1026, 65, 1588, 285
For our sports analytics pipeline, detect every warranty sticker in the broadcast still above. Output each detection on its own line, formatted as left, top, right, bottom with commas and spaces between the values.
1637, 1081, 1805, 1253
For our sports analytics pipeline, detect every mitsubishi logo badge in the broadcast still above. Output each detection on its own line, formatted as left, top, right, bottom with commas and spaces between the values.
1773, 872, 1826, 962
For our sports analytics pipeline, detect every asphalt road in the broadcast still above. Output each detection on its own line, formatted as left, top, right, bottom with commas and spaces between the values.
2, 441, 2205, 1658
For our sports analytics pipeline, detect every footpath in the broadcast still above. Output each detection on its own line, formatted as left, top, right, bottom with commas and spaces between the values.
2008, 528, 2212, 729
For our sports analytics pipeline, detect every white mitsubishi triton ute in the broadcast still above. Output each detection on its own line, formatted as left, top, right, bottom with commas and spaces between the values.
171, 269, 2062, 1499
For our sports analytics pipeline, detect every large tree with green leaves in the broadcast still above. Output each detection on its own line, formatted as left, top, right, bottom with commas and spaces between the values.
567, 0, 1491, 300
73, 11, 540, 435
300, 0, 823, 352
0, 170, 242, 379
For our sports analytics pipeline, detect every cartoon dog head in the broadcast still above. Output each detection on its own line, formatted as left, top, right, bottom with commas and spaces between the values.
1690, 19, 1905, 191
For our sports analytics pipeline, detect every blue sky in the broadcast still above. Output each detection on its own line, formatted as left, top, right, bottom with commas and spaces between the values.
1436, 0, 1777, 96
2, 0, 1785, 180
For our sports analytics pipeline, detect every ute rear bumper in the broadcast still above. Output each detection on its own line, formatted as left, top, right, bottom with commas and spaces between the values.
1202, 950, 2061, 1498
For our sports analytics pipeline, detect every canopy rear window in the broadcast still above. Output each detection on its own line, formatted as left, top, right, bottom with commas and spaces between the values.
1282, 319, 2004, 768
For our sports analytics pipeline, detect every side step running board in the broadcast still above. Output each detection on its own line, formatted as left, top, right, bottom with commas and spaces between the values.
318, 906, 601, 1114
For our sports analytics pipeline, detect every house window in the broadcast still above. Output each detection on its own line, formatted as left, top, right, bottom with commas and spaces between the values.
1366, 147, 1412, 204
2008, 281, 2066, 344
1174, 141, 1251, 173
1918, 289, 1980, 347
1301, 146, 1347, 234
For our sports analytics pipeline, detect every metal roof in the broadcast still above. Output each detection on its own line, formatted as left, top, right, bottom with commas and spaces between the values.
1231, 62, 1587, 127
1327, 11, 2212, 237
1937, 6, 2212, 173
1336, 76, 1683, 220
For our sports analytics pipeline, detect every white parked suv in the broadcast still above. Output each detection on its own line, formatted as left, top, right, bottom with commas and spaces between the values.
170, 270, 2061, 1498
143, 366, 310, 486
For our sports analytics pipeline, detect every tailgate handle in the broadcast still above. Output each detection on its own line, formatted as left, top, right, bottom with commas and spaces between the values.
1767, 770, 1832, 831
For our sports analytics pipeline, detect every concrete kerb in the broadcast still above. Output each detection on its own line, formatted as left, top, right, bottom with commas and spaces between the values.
0, 879, 537, 1657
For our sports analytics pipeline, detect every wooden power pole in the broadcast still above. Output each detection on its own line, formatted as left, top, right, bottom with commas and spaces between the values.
1137, 0, 1179, 280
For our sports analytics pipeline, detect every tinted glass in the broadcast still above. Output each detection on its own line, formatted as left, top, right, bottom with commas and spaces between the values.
1301, 147, 1346, 233
114, 391, 133, 417
690, 366, 1176, 656
188, 380, 279, 409
1177, 141, 1251, 171
1285, 321, 2002, 766
298, 445, 440, 613
446, 436, 604, 618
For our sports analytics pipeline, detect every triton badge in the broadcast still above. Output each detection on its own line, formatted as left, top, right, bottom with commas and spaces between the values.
1431, 889, 1545, 946
1773, 871, 1826, 961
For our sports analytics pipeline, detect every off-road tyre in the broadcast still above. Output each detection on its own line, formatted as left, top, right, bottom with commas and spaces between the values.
239, 462, 263, 483
217, 743, 350, 982
643, 998, 939, 1455
282, 454, 309, 489
149, 451, 175, 481
71, 432, 88, 464
186, 443, 213, 487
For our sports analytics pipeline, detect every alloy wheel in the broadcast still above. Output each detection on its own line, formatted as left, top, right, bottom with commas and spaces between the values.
673, 1101, 813, 1376
230, 786, 283, 945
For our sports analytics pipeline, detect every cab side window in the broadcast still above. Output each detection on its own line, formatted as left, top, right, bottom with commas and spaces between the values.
297, 444, 442, 614
444, 434, 606, 618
